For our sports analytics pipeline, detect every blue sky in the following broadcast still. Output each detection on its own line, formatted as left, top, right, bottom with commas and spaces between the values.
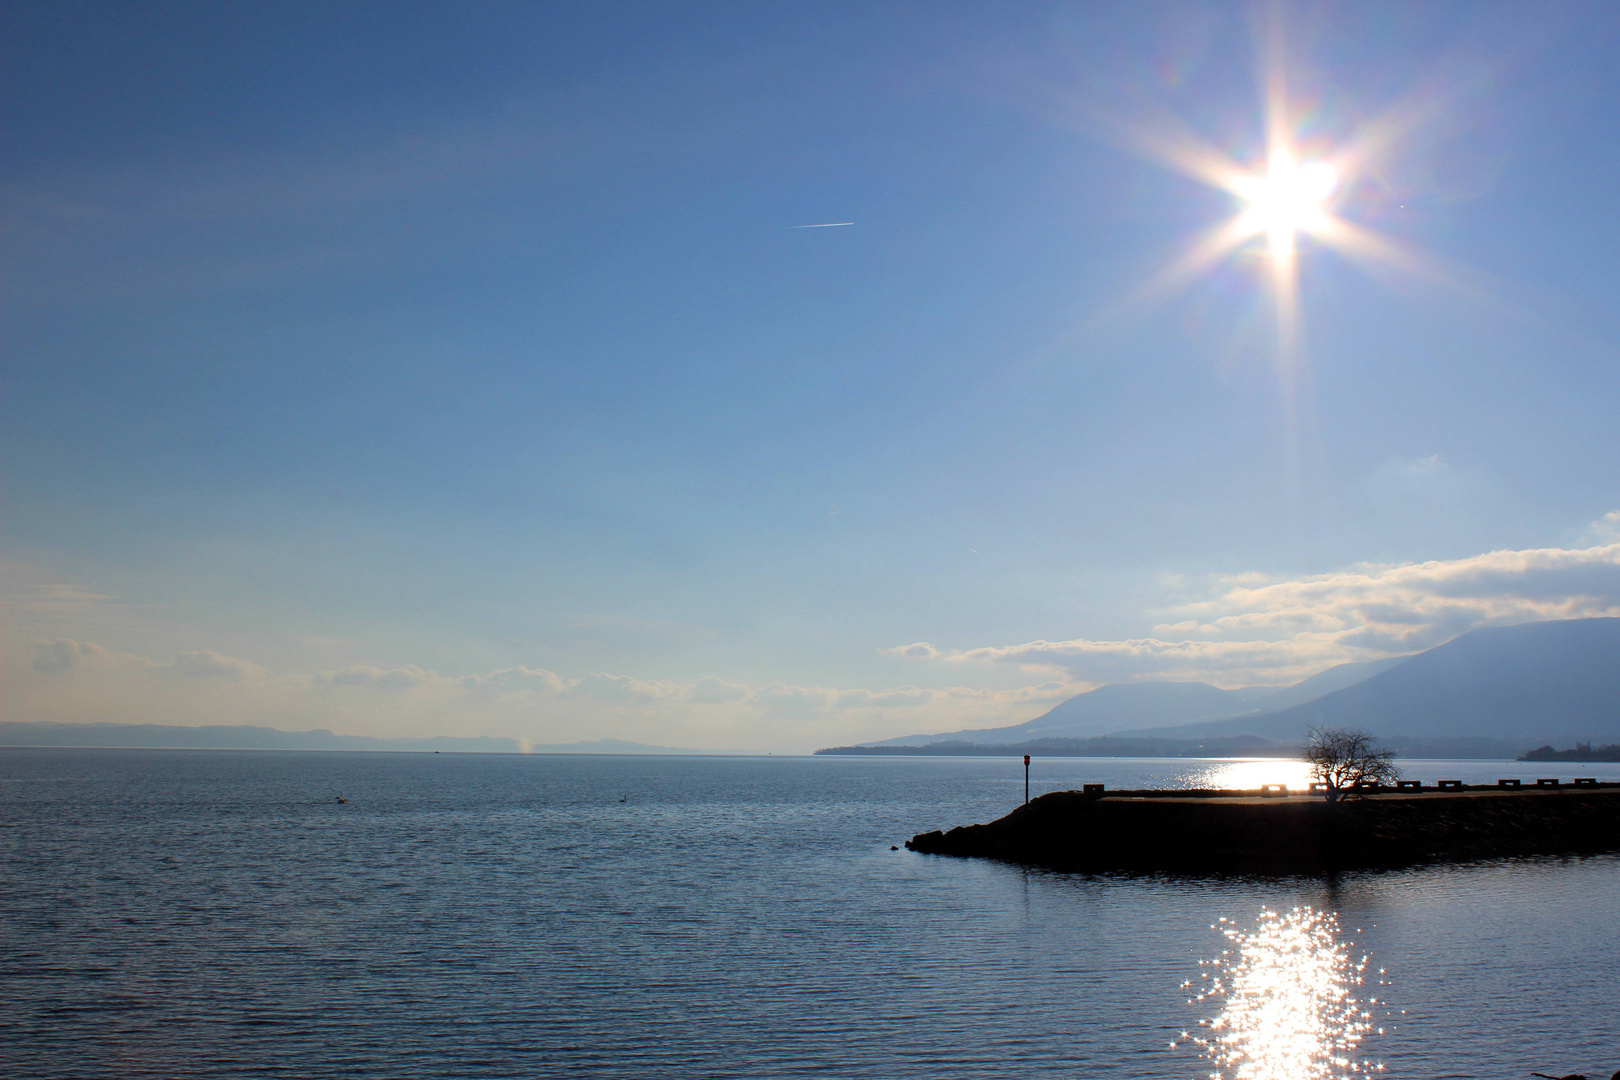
6, 1, 1620, 750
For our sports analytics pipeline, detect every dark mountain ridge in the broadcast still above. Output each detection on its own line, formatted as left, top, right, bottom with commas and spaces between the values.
1139, 618, 1620, 745
851, 619, 1620, 754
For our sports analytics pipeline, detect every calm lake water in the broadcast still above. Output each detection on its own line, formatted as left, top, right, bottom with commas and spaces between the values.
2, 749, 1617, 1079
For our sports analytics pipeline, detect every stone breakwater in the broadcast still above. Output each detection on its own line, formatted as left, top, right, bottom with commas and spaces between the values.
905, 784, 1620, 873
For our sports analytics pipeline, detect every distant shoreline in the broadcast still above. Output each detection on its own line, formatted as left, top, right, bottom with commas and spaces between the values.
1521, 743, 1620, 763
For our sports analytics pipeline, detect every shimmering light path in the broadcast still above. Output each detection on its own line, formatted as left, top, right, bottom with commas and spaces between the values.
1180, 908, 1385, 1080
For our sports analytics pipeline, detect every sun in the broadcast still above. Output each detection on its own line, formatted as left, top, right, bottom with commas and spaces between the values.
1235, 153, 1338, 259
1095, 7, 1467, 397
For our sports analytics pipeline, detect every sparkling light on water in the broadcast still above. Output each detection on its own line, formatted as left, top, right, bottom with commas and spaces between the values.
1189, 759, 1316, 791
1176, 908, 1386, 1080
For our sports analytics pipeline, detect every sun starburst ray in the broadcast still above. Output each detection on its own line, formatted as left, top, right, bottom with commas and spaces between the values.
1069, 2, 1498, 429
1106, 215, 1266, 324
1061, 101, 1260, 197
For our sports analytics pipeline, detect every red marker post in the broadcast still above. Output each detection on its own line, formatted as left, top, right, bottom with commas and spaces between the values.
1024, 754, 1031, 805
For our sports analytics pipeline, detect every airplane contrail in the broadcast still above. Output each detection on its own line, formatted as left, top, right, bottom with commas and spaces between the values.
790, 222, 854, 228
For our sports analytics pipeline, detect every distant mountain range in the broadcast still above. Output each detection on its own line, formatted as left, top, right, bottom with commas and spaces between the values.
843, 618, 1620, 757
0, 722, 710, 756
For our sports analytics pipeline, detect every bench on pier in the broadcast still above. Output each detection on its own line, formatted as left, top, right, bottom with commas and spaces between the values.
1497, 778, 1522, 788
1573, 777, 1598, 787
1437, 780, 1465, 790
1082, 783, 1106, 796
1396, 780, 1423, 790
1536, 778, 1561, 788
1259, 784, 1287, 796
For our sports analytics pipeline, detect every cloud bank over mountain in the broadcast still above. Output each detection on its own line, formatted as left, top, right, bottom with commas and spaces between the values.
892, 532, 1620, 687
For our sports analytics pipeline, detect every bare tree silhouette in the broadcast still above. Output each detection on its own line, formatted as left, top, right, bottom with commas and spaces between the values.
1303, 727, 1398, 804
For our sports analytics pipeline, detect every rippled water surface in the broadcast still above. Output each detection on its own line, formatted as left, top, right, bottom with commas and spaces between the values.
2, 749, 1617, 1079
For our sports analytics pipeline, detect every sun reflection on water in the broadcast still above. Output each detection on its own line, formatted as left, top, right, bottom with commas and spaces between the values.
1186, 758, 1317, 791
1176, 907, 1385, 1079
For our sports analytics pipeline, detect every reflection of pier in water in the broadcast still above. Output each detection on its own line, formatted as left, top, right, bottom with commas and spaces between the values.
1177, 907, 1385, 1080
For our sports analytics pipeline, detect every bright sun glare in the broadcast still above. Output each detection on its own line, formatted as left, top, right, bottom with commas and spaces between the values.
1105, 8, 1459, 387
1237, 155, 1339, 258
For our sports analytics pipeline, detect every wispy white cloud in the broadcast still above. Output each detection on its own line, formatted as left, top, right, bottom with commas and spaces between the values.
928, 635, 1340, 684
459, 666, 569, 695
29, 638, 264, 681
685, 676, 753, 704
885, 642, 942, 661
572, 672, 671, 703
1583, 510, 1620, 545
172, 650, 264, 681
29, 638, 127, 673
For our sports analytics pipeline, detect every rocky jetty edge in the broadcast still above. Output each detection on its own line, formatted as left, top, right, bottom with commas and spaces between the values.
905, 781, 1620, 873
